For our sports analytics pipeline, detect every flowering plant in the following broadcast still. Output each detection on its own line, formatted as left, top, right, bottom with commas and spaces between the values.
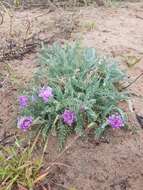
18, 43, 127, 148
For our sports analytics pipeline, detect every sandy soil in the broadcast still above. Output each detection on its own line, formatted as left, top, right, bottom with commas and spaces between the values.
0, 1, 143, 190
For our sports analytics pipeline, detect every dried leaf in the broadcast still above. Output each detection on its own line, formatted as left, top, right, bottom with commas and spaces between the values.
124, 55, 141, 67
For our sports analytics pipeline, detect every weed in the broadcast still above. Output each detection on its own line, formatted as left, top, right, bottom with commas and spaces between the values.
80, 20, 96, 32
18, 42, 128, 148
0, 132, 48, 190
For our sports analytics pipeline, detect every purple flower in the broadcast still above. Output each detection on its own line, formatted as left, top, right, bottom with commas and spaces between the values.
19, 95, 28, 108
62, 109, 76, 126
18, 116, 33, 132
107, 113, 124, 129
38, 86, 53, 103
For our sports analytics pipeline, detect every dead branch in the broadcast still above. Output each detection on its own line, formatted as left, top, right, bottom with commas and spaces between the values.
122, 73, 143, 90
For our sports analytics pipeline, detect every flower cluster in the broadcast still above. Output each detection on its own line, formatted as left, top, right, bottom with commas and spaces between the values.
18, 86, 77, 131
18, 116, 33, 131
19, 95, 28, 109
18, 84, 125, 134
38, 86, 53, 103
107, 113, 124, 129
62, 109, 76, 126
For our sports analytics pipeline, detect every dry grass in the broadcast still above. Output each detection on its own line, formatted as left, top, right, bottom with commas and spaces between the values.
0, 0, 107, 9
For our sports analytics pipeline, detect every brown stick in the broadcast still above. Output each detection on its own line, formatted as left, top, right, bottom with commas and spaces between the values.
136, 15, 143, 20
122, 73, 143, 90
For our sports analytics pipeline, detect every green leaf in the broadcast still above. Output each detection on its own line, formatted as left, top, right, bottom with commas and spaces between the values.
95, 122, 108, 138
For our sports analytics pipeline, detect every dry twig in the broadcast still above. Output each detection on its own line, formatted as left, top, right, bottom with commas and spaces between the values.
122, 73, 143, 90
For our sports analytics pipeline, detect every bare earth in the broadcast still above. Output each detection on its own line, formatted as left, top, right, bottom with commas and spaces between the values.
0, 1, 143, 190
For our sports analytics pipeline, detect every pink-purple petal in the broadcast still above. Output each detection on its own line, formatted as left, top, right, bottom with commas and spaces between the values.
62, 109, 76, 126
38, 86, 53, 102
18, 116, 33, 132
107, 114, 124, 129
